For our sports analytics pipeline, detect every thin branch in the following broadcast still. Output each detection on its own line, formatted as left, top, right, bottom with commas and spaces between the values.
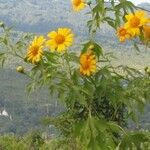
104, 1, 150, 13
136, 6, 150, 13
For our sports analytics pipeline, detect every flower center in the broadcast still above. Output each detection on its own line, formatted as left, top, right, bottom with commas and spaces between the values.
32, 45, 39, 56
82, 62, 90, 70
130, 17, 140, 28
55, 34, 65, 44
73, 0, 81, 6
82, 57, 90, 70
119, 28, 127, 36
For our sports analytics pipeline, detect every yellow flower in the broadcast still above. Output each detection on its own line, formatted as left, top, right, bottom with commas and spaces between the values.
27, 36, 45, 64
125, 11, 150, 37
143, 25, 150, 42
80, 50, 96, 76
46, 28, 74, 52
117, 26, 131, 42
71, 0, 86, 12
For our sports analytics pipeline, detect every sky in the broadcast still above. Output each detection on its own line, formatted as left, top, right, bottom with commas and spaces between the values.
129, 0, 150, 5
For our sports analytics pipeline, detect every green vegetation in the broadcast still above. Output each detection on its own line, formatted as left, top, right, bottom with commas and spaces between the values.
0, 131, 150, 150
0, 132, 47, 150
0, 0, 150, 149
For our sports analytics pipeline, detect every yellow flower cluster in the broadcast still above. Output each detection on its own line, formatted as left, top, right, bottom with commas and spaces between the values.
117, 11, 150, 42
26, 28, 96, 76
26, 28, 74, 64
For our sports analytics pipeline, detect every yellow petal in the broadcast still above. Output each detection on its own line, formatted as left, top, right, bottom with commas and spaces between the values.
57, 44, 66, 52
47, 31, 57, 38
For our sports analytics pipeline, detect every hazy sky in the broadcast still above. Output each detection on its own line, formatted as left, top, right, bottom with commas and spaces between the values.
129, 0, 150, 5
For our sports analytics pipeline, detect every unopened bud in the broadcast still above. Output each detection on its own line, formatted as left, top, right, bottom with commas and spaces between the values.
16, 66, 24, 73
89, 44, 94, 50
147, 68, 150, 74
144, 66, 148, 72
47, 74, 51, 78
145, 67, 150, 75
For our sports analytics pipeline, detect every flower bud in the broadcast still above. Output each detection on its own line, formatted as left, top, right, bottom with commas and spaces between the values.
16, 66, 24, 73
147, 68, 150, 74
47, 74, 51, 78
89, 44, 94, 50
145, 67, 150, 75
144, 66, 148, 72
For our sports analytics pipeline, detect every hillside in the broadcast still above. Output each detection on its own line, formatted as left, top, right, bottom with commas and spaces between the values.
0, 69, 64, 135
0, 0, 149, 69
0, 1, 150, 135
0, 0, 87, 35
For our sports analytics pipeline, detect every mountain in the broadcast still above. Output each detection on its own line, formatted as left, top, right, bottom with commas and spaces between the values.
0, 0, 90, 135
0, 69, 63, 135
0, 1, 149, 34
0, 0, 88, 35
0, 1, 150, 135
0, 0, 149, 69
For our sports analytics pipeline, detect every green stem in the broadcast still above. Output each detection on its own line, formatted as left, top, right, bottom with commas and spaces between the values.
89, 76, 97, 88
66, 58, 72, 78
89, 105, 92, 118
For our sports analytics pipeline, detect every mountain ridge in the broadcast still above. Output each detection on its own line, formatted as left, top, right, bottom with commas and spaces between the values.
0, 1, 150, 135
